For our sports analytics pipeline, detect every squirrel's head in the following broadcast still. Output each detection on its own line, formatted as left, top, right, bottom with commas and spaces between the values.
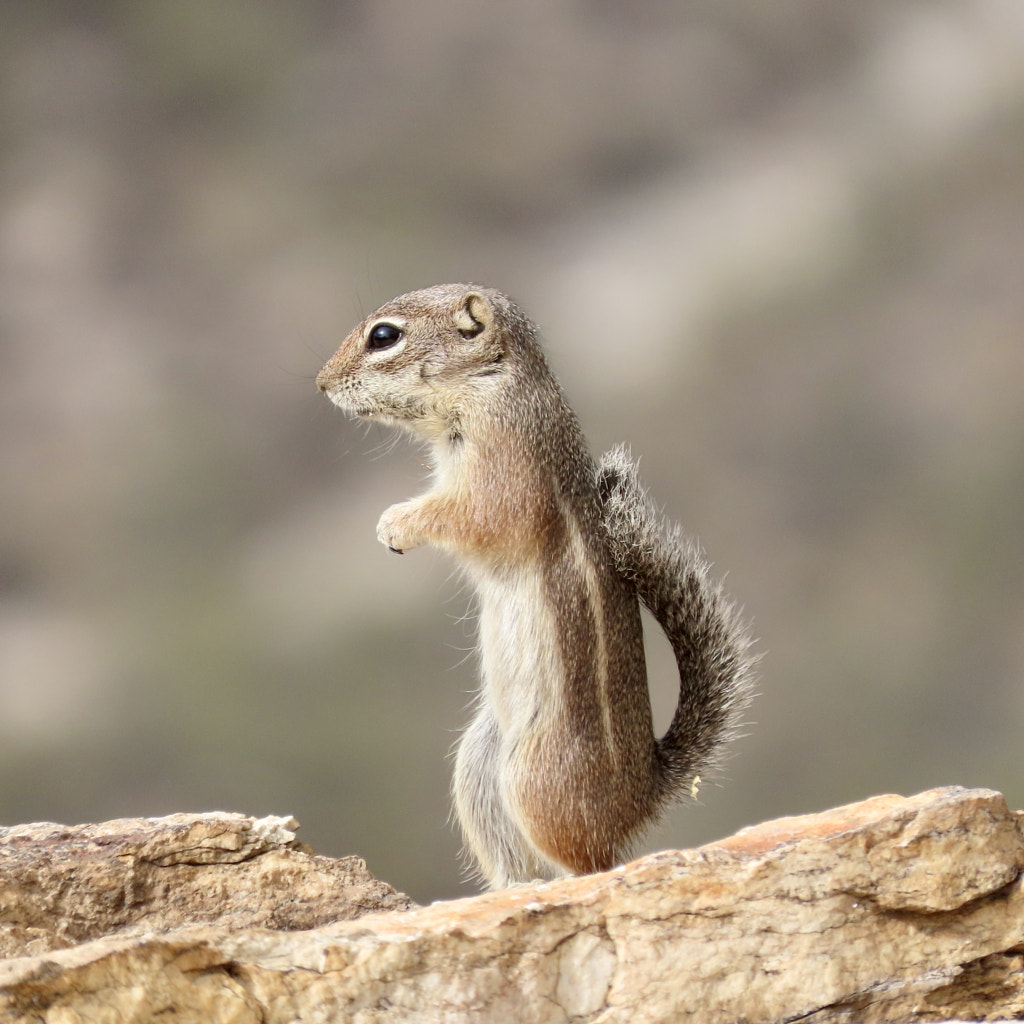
316, 284, 541, 440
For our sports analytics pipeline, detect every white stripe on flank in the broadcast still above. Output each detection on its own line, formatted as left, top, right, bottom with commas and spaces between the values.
566, 516, 618, 770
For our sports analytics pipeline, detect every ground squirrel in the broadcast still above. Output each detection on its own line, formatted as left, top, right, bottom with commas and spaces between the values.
316, 284, 755, 890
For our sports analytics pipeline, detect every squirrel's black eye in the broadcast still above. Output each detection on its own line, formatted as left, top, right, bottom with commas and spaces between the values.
367, 322, 403, 351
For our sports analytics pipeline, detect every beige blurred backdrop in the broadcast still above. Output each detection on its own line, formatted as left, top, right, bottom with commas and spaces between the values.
2, 1, 1023, 902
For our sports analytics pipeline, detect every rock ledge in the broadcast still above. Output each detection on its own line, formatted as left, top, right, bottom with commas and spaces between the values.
2, 788, 1023, 1023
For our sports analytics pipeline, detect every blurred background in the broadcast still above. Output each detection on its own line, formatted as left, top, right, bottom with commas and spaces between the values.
2, 0, 1023, 902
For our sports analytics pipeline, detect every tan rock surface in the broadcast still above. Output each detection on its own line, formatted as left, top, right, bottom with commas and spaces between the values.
2, 788, 1023, 1023
0, 812, 412, 959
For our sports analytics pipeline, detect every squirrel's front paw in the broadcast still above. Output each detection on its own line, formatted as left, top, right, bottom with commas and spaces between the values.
376, 503, 422, 554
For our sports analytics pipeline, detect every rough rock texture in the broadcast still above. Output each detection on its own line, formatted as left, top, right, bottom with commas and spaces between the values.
2, 788, 1024, 1023
0, 812, 412, 959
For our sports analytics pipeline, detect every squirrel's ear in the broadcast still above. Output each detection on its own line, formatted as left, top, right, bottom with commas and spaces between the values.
454, 292, 492, 341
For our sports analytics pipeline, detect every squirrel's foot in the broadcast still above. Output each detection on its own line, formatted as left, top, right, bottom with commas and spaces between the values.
377, 502, 424, 554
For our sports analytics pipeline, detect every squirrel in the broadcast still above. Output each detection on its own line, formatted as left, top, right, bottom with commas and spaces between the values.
315, 283, 755, 890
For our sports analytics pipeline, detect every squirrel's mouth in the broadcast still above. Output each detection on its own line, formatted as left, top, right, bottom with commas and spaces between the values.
323, 391, 389, 421
326, 389, 423, 424
353, 407, 414, 425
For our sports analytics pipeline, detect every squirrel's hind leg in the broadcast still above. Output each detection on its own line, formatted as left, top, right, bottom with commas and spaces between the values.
453, 707, 555, 888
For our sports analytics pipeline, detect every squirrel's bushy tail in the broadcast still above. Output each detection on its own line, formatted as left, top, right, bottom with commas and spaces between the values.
597, 445, 757, 800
